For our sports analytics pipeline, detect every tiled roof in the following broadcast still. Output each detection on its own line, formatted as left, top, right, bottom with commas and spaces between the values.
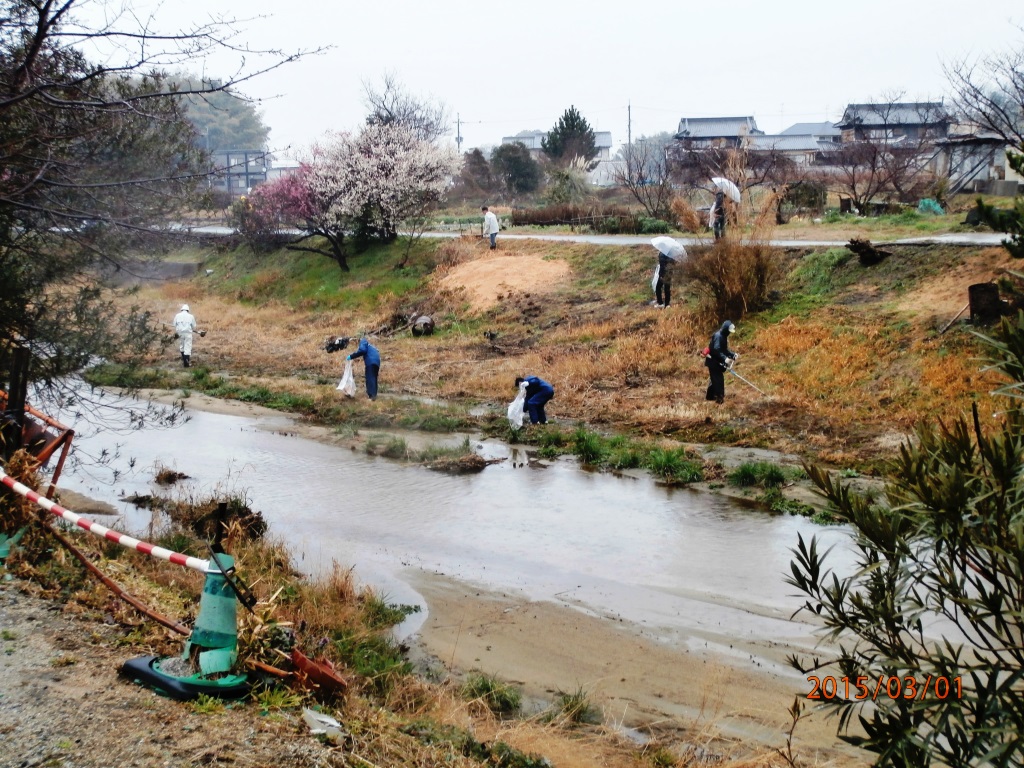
780, 121, 841, 137
837, 103, 950, 127
748, 134, 837, 151
675, 116, 762, 138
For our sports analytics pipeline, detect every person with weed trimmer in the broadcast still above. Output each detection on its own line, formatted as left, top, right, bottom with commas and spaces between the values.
704, 320, 738, 404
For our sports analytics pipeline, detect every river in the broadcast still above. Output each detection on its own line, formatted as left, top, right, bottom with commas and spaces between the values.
55, 401, 856, 673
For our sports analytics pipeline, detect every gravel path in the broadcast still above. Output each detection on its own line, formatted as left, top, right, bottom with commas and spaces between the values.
0, 580, 333, 768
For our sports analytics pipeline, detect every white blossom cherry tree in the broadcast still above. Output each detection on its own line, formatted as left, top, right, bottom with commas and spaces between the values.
274, 123, 460, 271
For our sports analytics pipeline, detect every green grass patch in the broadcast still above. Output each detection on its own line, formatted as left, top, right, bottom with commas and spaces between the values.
203, 240, 438, 312
571, 427, 608, 464
84, 363, 179, 390
551, 686, 600, 725
644, 448, 703, 484
360, 593, 420, 630
461, 672, 522, 714
331, 629, 411, 696
728, 461, 787, 488
789, 248, 854, 296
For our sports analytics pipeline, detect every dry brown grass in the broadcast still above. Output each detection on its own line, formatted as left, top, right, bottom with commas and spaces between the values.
112, 235, 1013, 468
671, 195, 705, 234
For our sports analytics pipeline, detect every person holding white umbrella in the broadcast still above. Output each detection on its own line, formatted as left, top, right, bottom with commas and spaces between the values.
710, 190, 727, 240
709, 178, 741, 240
649, 236, 686, 308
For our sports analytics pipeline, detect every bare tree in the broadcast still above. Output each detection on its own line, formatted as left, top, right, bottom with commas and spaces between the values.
615, 137, 674, 219
946, 43, 1024, 147
0, 0, 316, 447
817, 96, 948, 211
669, 140, 794, 195
946, 39, 1024, 257
363, 73, 450, 142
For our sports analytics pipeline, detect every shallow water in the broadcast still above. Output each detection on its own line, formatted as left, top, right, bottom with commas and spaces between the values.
57, 405, 856, 671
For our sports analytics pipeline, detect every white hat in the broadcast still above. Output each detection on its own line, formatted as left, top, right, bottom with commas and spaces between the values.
180, 304, 190, 312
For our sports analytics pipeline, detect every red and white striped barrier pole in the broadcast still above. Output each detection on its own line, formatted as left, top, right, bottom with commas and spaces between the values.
1, 468, 211, 573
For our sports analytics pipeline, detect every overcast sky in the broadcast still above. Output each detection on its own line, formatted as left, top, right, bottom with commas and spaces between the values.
102, 0, 1022, 156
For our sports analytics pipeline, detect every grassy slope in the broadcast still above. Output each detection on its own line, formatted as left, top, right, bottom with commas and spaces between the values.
117, 233, 1013, 474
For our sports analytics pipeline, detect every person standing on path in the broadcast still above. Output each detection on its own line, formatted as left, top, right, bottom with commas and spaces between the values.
482, 206, 499, 250
704, 320, 738, 404
347, 337, 381, 400
515, 375, 555, 424
173, 304, 197, 368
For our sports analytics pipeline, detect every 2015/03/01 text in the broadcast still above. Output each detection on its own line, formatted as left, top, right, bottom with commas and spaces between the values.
806, 675, 963, 702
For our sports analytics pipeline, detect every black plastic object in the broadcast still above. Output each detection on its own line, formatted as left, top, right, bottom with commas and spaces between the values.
120, 655, 250, 701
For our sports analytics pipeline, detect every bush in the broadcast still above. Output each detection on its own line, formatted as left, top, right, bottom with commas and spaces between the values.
683, 240, 789, 321
639, 217, 670, 234
510, 203, 648, 234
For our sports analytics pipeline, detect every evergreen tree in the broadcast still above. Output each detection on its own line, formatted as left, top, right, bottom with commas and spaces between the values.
542, 105, 598, 166
788, 313, 1024, 767
181, 82, 271, 151
490, 142, 541, 196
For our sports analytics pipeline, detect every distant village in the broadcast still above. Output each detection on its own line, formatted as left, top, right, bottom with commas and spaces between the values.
208, 101, 1023, 205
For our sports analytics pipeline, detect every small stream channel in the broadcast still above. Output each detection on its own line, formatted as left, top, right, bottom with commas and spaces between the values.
57, 402, 856, 673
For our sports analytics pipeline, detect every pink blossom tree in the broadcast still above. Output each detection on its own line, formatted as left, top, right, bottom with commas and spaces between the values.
249, 123, 461, 271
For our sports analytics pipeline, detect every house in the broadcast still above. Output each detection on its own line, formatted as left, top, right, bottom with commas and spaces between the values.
210, 149, 271, 199
835, 102, 951, 143
672, 116, 763, 148
500, 130, 614, 161
500, 130, 546, 156
265, 151, 301, 182
747, 127, 839, 167
935, 125, 1022, 196
588, 159, 625, 187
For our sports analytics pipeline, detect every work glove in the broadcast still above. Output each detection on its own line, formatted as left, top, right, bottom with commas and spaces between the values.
346, 355, 351, 360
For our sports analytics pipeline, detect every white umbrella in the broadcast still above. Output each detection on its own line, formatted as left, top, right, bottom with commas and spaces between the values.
650, 236, 687, 262
711, 177, 741, 203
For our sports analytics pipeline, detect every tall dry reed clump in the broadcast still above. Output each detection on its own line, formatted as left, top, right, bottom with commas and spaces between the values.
670, 196, 703, 234
683, 187, 791, 323
683, 240, 790, 323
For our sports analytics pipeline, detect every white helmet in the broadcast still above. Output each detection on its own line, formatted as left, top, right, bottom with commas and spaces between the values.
180, 304, 190, 312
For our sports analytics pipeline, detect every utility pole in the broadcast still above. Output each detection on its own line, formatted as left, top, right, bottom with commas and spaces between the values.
628, 102, 632, 147
456, 113, 463, 151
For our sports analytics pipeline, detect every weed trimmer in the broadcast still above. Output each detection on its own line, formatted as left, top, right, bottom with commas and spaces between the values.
728, 363, 768, 396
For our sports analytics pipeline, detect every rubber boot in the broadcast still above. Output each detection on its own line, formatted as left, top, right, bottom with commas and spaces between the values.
184, 355, 191, 368
181, 353, 188, 367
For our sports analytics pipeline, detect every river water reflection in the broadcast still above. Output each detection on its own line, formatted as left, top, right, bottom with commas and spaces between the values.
59, 405, 855, 665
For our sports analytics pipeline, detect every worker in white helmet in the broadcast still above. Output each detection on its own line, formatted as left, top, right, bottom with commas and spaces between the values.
173, 304, 197, 367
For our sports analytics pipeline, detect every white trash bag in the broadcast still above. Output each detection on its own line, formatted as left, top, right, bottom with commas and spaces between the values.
507, 381, 528, 429
337, 359, 356, 397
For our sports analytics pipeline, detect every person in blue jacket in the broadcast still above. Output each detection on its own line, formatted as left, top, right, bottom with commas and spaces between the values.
347, 337, 381, 400
704, 320, 738, 404
515, 375, 555, 424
